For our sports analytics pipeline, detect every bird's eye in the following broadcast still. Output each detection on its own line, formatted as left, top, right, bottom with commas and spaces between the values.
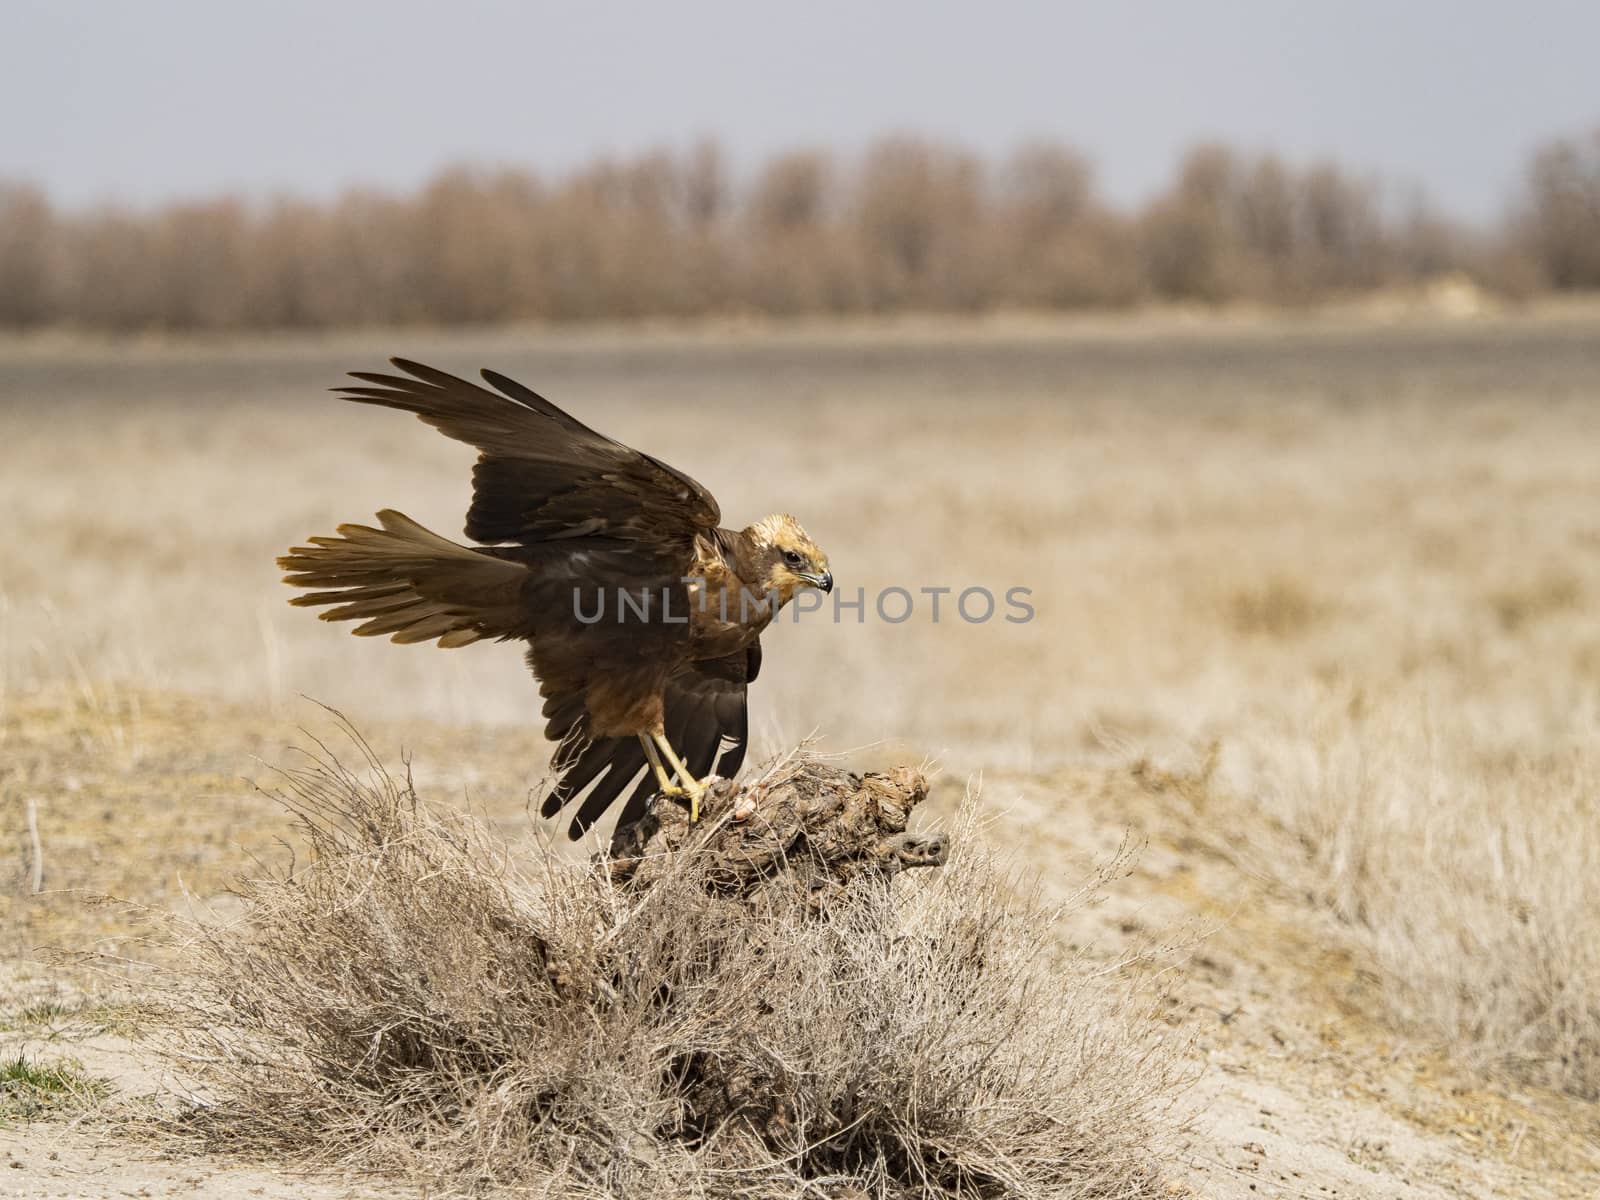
783, 550, 803, 567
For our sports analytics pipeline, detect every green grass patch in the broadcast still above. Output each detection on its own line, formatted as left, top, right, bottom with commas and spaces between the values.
0, 1054, 105, 1123
8, 1000, 75, 1028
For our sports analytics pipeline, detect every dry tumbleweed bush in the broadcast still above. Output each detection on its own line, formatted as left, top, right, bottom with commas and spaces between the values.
147, 731, 1185, 1197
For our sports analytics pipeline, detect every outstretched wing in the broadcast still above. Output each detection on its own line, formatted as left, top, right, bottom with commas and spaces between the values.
328, 358, 739, 840
337, 358, 720, 558
539, 641, 763, 841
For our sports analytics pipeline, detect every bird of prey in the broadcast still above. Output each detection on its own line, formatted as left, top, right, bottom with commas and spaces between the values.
278, 359, 832, 839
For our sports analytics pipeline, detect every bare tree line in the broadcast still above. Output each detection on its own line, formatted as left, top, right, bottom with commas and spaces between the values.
1, 128, 1597, 331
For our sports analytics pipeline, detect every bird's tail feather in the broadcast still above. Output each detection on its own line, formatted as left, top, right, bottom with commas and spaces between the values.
278, 509, 527, 647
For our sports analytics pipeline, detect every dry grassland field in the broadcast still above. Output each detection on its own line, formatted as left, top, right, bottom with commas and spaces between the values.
1, 309, 1598, 1197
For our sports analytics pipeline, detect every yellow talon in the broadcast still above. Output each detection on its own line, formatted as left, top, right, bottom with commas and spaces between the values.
684, 775, 707, 823
638, 733, 713, 821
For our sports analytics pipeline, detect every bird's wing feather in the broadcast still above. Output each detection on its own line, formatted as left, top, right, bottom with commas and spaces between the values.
338, 358, 720, 550
278, 509, 528, 646
540, 640, 762, 840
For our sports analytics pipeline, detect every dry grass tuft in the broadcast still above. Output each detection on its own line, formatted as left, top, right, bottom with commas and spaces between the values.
1243, 696, 1600, 1099
142, 730, 1185, 1197
1224, 577, 1325, 640
1150, 685, 1600, 1101
1483, 570, 1583, 633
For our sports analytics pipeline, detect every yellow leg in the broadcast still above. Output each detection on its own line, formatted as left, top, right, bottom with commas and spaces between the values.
653, 732, 709, 822
638, 735, 684, 797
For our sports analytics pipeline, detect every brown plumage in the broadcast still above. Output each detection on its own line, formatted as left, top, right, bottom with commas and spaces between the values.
278, 359, 831, 839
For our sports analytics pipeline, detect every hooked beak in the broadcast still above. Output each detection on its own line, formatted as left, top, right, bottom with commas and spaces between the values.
803, 570, 834, 593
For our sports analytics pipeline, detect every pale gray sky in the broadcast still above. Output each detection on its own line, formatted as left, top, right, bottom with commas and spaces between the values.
6, 1, 1597, 221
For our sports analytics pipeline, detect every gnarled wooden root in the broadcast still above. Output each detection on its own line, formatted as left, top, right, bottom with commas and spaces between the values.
606, 757, 946, 904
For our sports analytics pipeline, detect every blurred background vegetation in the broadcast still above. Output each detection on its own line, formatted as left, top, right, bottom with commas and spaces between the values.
3, 125, 1597, 332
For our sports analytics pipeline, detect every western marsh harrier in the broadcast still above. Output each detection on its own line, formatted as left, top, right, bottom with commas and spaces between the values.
279, 359, 831, 838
